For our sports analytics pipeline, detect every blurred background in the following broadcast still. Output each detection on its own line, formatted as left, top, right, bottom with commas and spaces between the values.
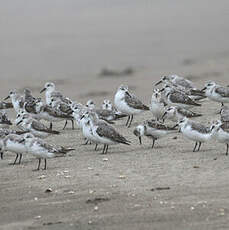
1, 0, 229, 98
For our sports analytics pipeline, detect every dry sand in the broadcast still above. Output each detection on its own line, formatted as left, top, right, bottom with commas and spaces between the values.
1, 1, 229, 229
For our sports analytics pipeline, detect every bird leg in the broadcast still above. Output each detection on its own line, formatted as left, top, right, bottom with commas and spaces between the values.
71, 120, 74, 130
49, 122, 53, 130
36, 158, 41, 170
152, 139, 156, 149
105, 145, 109, 154
95, 144, 98, 151
197, 142, 202, 151
226, 144, 228, 156
13, 153, 19, 165
102, 145, 106, 154
63, 120, 68, 130
126, 116, 130, 126
0, 152, 3, 160
128, 115, 134, 128
43, 159, 47, 170
193, 142, 198, 152
18, 154, 22, 164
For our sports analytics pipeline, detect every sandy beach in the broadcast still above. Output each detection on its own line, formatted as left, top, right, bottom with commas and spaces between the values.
1, 1, 229, 229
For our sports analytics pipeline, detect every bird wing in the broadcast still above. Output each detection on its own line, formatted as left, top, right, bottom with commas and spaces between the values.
125, 93, 149, 110
169, 92, 200, 106
215, 87, 229, 98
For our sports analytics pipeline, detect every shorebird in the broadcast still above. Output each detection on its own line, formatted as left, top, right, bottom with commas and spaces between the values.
23, 88, 36, 103
16, 114, 60, 138
162, 106, 202, 122
49, 98, 74, 129
35, 100, 73, 130
0, 112, 12, 128
87, 112, 130, 154
22, 133, 74, 170
114, 85, 149, 127
86, 99, 96, 110
0, 101, 13, 110
220, 105, 229, 123
4, 90, 25, 113
1, 134, 27, 165
160, 85, 201, 109
211, 120, 229, 155
155, 74, 195, 89
150, 89, 166, 121
201, 81, 229, 105
40, 82, 72, 105
175, 117, 212, 152
101, 99, 114, 111
0, 129, 27, 160
133, 120, 177, 148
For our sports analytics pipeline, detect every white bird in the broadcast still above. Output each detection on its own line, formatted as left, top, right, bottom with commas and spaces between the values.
88, 112, 131, 154
114, 85, 149, 127
161, 85, 201, 109
16, 114, 60, 138
133, 120, 177, 148
22, 133, 74, 170
202, 81, 229, 105
155, 74, 195, 89
40, 82, 72, 105
210, 120, 229, 155
150, 89, 166, 121
176, 117, 212, 152
4, 90, 25, 113
162, 106, 202, 122
85, 99, 96, 110
0, 111, 12, 128
101, 99, 114, 111
1, 133, 27, 165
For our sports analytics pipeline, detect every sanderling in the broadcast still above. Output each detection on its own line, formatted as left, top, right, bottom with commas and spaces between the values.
86, 99, 96, 110
16, 114, 59, 138
210, 120, 229, 155
220, 105, 229, 123
88, 112, 130, 154
23, 88, 36, 103
201, 81, 229, 105
35, 99, 73, 130
175, 117, 212, 152
133, 120, 177, 148
1, 134, 27, 165
155, 74, 195, 89
49, 98, 74, 129
0, 129, 27, 160
150, 89, 166, 121
0, 101, 13, 110
160, 85, 201, 109
114, 85, 149, 127
40, 82, 72, 105
162, 106, 202, 122
0, 111, 12, 128
22, 133, 74, 170
101, 99, 114, 111
4, 90, 25, 113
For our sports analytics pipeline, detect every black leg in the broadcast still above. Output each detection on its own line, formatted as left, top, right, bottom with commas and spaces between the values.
197, 142, 202, 151
126, 116, 130, 126
102, 145, 106, 154
226, 144, 228, 156
105, 145, 109, 154
193, 142, 198, 152
0, 152, 3, 160
152, 139, 156, 149
37, 158, 41, 170
95, 144, 98, 151
49, 122, 53, 130
83, 140, 89, 145
18, 154, 22, 164
128, 115, 134, 128
71, 120, 74, 130
43, 159, 47, 170
13, 154, 19, 165
63, 120, 68, 130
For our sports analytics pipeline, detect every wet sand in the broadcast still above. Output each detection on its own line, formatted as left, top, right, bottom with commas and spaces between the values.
1, 1, 229, 229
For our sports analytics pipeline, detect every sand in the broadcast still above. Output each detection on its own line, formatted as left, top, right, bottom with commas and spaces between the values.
1, 1, 229, 229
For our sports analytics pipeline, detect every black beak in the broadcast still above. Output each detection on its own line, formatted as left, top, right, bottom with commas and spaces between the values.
210, 125, 215, 131
159, 88, 165, 92
125, 91, 131, 97
40, 88, 46, 93
16, 120, 22, 126
19, 138, 25, 144
172, 124, 179, 129
4, 95, 10, 100
201, 87, 207, 92
80, 115, 85, 120
155, 80, 162, 86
